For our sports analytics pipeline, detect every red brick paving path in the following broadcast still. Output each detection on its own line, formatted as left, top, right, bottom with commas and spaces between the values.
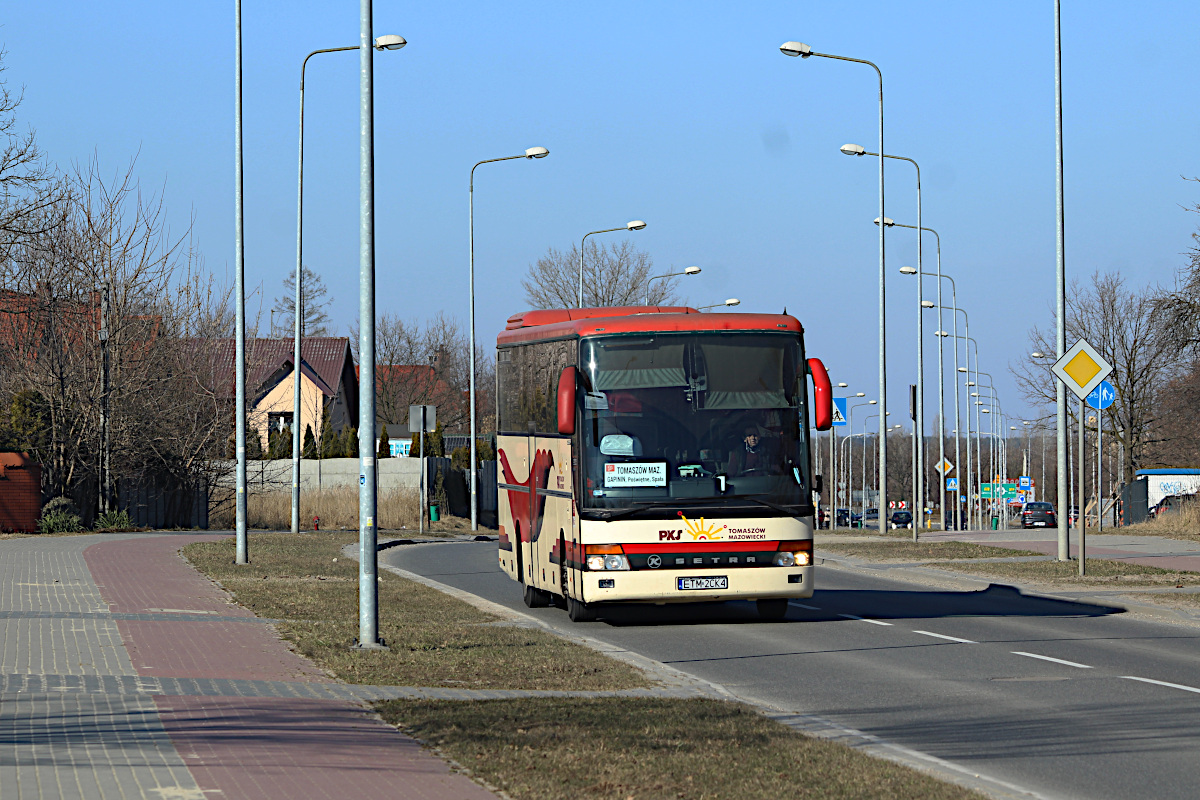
86, 535, 498, 800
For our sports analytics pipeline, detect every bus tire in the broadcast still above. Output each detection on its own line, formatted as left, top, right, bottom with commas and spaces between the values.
567, 596, 596, 622
523, 584, 551, 608
756, 599, 789, 620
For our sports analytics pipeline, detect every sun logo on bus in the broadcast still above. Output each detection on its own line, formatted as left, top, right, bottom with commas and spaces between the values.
678, 511, 726, 541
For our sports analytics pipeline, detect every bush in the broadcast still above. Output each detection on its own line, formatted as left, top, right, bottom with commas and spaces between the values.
451, 439, 496, 470
38, 496, 83, 534
94, 509, 133, 531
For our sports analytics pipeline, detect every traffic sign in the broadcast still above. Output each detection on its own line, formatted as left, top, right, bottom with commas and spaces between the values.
934, 458, 954, 476
1051, 338, 1114, 401
832, 397, 848, 426
1018, 475, 1031, 490
981, 482, 1019, 499
946, 477, 959, 491
1087, 379, 1115, 410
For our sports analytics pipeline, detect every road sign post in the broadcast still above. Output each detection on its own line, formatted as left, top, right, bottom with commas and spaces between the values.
1051, 339, 1114, 576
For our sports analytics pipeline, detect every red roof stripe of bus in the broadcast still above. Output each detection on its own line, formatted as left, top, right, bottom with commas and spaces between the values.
621, 541, 780, 554
497, 307, 803, 346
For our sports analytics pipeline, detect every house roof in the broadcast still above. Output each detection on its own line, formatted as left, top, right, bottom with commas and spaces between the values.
188, 337, 353, 399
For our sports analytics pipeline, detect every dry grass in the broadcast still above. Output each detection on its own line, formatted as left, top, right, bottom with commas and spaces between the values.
933, 557, 1200, 585
182, 532, 645, 690
821, 541, 1043, 561
210, 486, 420, 531
1121, 504, 1200, 541
379, 698, 986, 800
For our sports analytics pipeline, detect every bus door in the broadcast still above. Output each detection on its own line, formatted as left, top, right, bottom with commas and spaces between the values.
496, 431, 529, 583
531, 434, 575, 597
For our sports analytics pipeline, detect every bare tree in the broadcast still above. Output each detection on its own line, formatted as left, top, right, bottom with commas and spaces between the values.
352, 311, 494, 434
521, 240, 684, 309
271, 264, 332, 337
1011, 272, 1182, 484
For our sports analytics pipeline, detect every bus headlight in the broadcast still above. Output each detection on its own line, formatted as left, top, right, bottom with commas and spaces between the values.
584, 544, 630, 571
775, 541, 812, 567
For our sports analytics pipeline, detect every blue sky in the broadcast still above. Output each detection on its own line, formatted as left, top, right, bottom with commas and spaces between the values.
3, 1, 1197, 430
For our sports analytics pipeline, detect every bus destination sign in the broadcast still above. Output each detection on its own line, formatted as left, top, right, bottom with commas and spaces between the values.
604, 462, 668, 488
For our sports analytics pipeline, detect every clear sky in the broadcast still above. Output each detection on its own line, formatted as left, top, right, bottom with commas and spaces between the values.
3, 1, 1197, 431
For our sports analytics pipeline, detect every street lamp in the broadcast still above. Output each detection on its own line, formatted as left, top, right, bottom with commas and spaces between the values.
782, 41, 888, 535
291, 35, 406, 536
645, 266, 700, 303
579, 220, 646, 307
698, 299, 740, 311
468, 146, 550, 530
846, 399, 876, 524
856, 144, 925, 544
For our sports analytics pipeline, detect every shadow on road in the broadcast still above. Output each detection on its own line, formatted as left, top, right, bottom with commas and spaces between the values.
596, 583, 1124, 627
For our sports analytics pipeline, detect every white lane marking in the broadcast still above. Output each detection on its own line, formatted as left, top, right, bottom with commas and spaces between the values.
913, 630, 977, 644
1122, 676, 1200, 695
790, 602, 821, 610
1011, 651, 1093, 669
838, 613, 892, 626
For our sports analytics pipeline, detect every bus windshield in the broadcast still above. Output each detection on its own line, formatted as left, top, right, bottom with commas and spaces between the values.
579, 331, 812, 515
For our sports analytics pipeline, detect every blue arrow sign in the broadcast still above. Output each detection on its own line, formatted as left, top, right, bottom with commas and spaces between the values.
1087, 379, 1115, 410
831, 397, 848, 426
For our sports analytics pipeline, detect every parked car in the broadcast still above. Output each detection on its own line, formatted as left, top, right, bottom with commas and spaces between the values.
835, 508, 853, 527
1151, 493, 1197, 519
889, 510, 913, 529
1021, 501, 1056, 529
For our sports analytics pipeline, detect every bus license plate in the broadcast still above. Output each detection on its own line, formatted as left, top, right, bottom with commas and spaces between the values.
678, 576, 728, 591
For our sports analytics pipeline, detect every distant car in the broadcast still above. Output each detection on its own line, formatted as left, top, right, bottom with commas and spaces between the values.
1067, 506, 1080, 526
1022, 501, 1056, 529
1151, 494, 1196, 519
835, 508, 852, 527
889, 510, 913, 529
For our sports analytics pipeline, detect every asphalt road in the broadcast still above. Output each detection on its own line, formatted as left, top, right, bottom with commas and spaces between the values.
382, 540, 1200, 800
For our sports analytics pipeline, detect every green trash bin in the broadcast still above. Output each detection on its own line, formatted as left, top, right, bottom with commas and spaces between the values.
991, 515, 999, 530
429, 504, 440, 522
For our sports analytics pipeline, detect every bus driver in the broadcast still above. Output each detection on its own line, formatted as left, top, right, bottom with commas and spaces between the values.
727, 426, 777, 476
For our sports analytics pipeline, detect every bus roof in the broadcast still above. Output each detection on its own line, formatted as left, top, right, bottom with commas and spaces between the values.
497, 306, 803, 346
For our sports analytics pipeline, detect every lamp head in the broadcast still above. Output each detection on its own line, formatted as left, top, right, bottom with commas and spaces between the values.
627, 220, 647, 231
874, 217, 895, 227
855, 392, 865, 397
899, 265, 917, 274
780, 41, 812, 58
840, 143, 866, 157
725, 298, 740, 307
524, 146, 549, 159
921, 300, 935, 308
1031, 352, 1045, 358
837, 382, 848, 387
684, 266, 701, 275
869, 400, 877, 405
935, 330, 949, 337
373, 34, 407, 50
982, 408, 991, 413
957, 367, 968, 373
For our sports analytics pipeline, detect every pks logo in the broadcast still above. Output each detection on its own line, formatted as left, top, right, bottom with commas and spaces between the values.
679, 511, 727, 541
658, 529, 682, 540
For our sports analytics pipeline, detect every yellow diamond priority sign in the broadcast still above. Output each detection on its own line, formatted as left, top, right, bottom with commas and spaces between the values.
1052, 338, 1113, 400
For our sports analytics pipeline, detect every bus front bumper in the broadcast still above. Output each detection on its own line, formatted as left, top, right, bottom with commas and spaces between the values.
580, 565, 814, 604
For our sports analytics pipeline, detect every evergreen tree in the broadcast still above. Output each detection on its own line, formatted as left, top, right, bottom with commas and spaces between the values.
246, 430, 264, 459
428, 422, 445, 458
319, 404, 336, 459
302, 424, 317, 458
342, 427, 359, 458
408, 432, 420, 457
377, 427, 391, 458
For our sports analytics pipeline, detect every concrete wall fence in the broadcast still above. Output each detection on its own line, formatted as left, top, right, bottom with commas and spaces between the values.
214, 458, 423, 493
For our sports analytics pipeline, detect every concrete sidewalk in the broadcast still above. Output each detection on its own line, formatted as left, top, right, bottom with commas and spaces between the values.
0, 532, 499, 800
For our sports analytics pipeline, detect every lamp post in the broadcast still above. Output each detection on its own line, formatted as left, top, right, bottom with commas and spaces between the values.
853, 145, 923, 541
579, 221, 646, 307
292, 35, 406, 536
947, 331, 979, 528
234, 0, 247, 564
697, 299, 740, 311
830, 384, 858, 525
468, 146, 549, 531
847, 399, 875, 524
781, 41, 888, 534
646, 266, 700, 303
1054, 0, 1070, 565
893, 222, 945, 529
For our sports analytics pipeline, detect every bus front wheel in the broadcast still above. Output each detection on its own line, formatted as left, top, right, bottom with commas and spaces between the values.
567, 596, 597, 622
523, 584, 552, 608
756, 599, 789, 621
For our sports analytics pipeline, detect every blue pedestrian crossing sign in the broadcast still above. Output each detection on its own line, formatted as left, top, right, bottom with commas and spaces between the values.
832, 398, 848, 426
946, 477, 959, 491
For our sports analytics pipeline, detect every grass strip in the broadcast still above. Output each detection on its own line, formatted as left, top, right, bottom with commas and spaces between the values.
183, 532, 645, 691
821, 541, 1043, 561
378, 697, 984, 800
931, 557, 1200, 585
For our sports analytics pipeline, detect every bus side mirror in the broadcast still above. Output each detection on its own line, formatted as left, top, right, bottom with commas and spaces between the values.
557, 366, 577, 435
807, 357, 833, 431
